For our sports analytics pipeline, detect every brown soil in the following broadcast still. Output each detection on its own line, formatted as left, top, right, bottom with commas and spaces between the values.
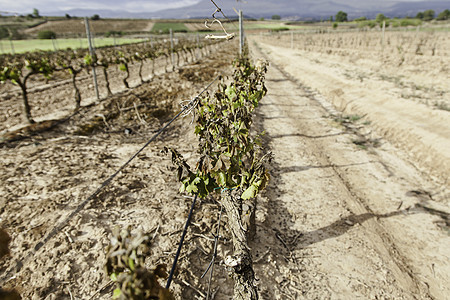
24, 19, 155, 36
1, 29, 449, 300
0, 41, 238, 299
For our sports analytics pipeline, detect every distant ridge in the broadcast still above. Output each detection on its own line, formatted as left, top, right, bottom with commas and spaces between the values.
45, 1, 450, 20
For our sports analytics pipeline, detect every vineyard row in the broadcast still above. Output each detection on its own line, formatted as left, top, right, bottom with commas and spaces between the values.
0, 37, 221, 126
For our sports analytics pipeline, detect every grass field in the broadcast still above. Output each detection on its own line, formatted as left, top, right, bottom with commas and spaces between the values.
0, 37, 145, 54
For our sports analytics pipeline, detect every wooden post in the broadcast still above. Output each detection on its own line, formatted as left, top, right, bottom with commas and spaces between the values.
84, 17, 100, 100
239, 10, 244, 56
382, 20, 386, 48
0, 40, 3, 54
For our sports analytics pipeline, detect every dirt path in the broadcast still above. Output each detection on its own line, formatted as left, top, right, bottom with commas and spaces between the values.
249, 41, 450, 299
249, 37, 450, 186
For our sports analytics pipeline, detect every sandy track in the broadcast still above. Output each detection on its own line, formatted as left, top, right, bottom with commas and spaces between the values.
250, 38, 449, 187
249, 41, 449, 299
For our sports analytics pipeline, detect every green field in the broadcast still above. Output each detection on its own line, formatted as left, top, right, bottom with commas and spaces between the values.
0, 37, 146, 54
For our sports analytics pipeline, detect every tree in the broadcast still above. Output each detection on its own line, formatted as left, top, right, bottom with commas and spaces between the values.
65, 13, 71, 19
271, 15, 281, 20
423, 9, 435, 21
91, 14, 100, 20
436, 9, 450, 20
32, 8, 40, 18
416, 12, 424, 19
376, 13, 388, 23
335, 11, 348, 22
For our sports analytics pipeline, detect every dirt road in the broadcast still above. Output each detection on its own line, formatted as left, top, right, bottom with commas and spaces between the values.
248, 40, 449, 299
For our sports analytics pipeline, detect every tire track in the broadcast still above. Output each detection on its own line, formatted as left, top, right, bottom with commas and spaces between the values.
249, 42, 444, 299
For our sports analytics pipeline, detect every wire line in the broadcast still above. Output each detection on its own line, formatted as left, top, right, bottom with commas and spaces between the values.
166, 194, 198, 289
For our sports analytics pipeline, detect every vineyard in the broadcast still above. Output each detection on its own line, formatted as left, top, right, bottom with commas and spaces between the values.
0, 17, 280, 296
0, 15, 450, 300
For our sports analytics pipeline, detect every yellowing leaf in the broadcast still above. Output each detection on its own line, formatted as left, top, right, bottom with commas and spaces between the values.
241, 185, 257, 200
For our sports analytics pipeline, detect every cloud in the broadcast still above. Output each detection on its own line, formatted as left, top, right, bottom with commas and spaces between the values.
2, 0, 202, 14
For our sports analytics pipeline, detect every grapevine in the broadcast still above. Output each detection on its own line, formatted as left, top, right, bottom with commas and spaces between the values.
168, 54, 269, 299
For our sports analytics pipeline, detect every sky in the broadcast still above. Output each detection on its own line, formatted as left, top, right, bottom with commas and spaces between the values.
0, 0, 202, 14
0, 0, 443, 16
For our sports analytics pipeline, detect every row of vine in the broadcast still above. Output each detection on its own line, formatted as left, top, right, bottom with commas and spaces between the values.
0, 38, 218, 125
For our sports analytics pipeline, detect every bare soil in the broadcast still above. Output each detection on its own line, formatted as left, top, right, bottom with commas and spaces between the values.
248, 35, 449, 299
0, 30, 449, 300
0, 41, 238, 299
24, 19, 155, 36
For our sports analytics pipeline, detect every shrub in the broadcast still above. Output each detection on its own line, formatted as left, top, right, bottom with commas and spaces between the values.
38, 30, 56, 39
92, 14, 100, 20
271, 15, 281, 20
270, 27, 289, 32
0, 26, 9, 39
105, 30, 124, 37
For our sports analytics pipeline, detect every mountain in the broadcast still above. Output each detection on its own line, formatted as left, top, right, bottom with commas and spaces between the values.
45, 1, 450, 20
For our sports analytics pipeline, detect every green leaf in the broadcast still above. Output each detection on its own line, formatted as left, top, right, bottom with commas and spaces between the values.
217, 172, 226, 187
112, 288, 122, 299
119, 63, 127, 72
128, 257, 135, 271
110, 272, 118, 281
241, 185, 258, 200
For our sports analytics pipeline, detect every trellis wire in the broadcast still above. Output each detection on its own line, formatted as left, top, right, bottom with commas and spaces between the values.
166, 194, 198, 289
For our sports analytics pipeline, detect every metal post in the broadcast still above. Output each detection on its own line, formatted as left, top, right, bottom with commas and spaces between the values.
291, 31, 294, 49
84, 17, 100, 100
9, 39, 15, 55
170, 28, 174, 69
196, 33, 200, 59
52, 37, 57, 51
239, 10, 244, 56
